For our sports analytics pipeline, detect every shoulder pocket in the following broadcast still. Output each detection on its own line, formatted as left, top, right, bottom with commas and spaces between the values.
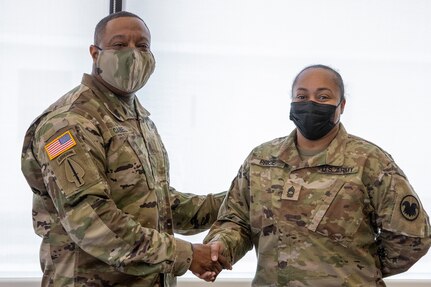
41, 126, 103, 199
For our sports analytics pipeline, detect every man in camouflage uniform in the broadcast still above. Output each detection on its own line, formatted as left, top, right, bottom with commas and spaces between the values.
204, 65, 431, 286
21, 11, 228, 287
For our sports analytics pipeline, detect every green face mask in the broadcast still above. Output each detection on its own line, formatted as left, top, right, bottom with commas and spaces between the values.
96, 48, 155, 94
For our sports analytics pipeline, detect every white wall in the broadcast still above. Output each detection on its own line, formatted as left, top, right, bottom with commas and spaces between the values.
1, 0, 430, 282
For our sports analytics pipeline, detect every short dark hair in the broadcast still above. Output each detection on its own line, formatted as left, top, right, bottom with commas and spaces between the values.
291, 64, 345, 102
94, 11, 147, 45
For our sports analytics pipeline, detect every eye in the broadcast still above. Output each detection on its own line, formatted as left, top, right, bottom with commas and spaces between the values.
295, 94, 307, 101
137, 43, 150, 51
111, 42, 127, 49
317, 94, 330, 101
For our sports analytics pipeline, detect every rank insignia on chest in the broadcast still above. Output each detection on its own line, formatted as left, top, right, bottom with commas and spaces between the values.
281, 182, 302, 201
44, 130, 77, 160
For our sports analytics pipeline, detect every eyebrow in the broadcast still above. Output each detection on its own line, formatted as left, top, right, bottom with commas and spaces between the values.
108, 35, 127, 43
107, 34, 150, 43
315, 87, 333, 93
296, 87, 332, 91
295, 87, 334, 95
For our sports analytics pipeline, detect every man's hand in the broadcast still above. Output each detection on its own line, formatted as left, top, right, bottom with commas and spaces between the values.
191, 242, 232, 282
209, 242, 226, 263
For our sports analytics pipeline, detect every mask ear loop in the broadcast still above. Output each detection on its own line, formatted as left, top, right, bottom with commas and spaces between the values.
93, 46, 104, 76
332, 98, 344, 125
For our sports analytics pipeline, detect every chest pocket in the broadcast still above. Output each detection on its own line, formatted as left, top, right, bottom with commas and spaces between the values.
249, 159, 286, 235
127, 134, 156, 190
250, 159, 366, 247
306, 179, 365, 247
106, 130, 156, 193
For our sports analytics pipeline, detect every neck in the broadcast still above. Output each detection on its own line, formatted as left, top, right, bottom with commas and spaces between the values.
118, 93, 135, 107
296, 123, 340, 152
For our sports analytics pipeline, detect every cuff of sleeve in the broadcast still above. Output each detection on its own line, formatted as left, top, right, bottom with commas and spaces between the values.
171, 238, 193, 276
204, 233, 224, 244
204, 235, 233, 264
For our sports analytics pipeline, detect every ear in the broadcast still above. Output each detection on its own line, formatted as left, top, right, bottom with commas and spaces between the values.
340, 99, 346, 114
89, 45, 99, 63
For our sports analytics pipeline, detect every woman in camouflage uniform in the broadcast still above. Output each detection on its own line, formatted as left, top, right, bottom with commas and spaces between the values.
204, 65, 431, 286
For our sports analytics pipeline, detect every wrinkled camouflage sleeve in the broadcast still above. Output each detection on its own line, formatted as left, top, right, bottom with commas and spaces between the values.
203, 158, 254, 264
33, 112, 192, 277
170, 188, 226, 235
365, 157, 431, 277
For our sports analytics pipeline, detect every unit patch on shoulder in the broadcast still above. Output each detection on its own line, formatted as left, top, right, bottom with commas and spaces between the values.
65, 158, 85, 187
400, 195, 420, 221
45, 130, 77, 160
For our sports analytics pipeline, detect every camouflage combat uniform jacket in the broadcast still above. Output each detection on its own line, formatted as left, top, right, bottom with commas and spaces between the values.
205, 124, 431, 286
21, 74, 225, 287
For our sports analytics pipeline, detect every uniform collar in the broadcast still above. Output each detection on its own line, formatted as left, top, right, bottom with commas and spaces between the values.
276, 123, 348, 169
81, 74, 150, 121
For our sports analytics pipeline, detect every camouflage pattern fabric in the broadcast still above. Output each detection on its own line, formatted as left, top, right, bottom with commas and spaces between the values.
96, 48, 155, 93
21, 74, 225, 287
204, 124, 431, 286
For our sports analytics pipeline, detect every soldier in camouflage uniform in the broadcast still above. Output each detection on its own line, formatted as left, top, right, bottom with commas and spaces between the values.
204, 65, 431, 286
21, 11, 228, 287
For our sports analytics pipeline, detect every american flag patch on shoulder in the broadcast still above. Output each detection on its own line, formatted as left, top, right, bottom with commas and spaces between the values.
45, 130, 77, 160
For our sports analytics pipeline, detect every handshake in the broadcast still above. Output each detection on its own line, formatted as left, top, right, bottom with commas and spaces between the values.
188, 242, 232, 282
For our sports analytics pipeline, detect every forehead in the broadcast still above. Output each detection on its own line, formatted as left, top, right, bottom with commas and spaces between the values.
103, 16, 150, 42
294, 68, 338, 90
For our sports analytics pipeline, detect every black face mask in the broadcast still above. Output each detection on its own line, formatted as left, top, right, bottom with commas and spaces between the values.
289, 101, 340, 140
